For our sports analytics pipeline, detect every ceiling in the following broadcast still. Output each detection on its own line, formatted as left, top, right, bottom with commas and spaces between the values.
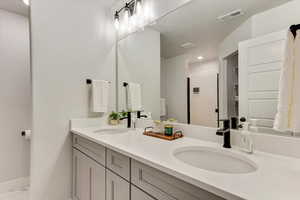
152, 0, 292, 63
0, 0, 119, 17
0, 0, 29, 16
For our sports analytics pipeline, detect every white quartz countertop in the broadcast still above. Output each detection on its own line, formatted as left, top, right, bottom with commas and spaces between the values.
71, 126, 300, 200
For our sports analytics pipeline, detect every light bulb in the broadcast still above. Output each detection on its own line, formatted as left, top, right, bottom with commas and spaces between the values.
136, 0, 142, 15
124, 8, 130, 23
124, 5, 130, 31
114, 12, 120, 30
22, 0, 30, 6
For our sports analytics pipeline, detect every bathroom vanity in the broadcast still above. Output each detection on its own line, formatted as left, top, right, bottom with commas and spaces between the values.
72, 133, 224, 200
71, 120, 300, 200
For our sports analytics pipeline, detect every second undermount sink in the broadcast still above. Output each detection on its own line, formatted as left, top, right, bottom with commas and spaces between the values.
94, 128, 133, 135
173, 146, 257, 174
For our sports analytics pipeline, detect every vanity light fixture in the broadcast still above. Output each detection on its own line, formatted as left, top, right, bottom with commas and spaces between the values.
22, 0, 30, 6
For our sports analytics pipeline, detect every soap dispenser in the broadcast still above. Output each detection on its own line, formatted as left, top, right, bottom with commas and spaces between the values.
240, 122, 254, 154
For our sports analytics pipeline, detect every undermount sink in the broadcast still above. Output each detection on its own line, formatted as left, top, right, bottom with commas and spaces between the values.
173, 146, 258, 174
94, 128, 132, 134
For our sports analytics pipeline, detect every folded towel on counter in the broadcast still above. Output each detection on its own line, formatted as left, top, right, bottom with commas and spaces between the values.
128, 82, 142, 111
91, 80, 110, 113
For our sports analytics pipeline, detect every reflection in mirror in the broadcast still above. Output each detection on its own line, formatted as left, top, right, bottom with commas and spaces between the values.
117, 0, 300, 137
0, 0, 31, 197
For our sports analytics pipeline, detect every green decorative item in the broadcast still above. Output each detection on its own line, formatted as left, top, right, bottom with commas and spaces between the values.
109, 112, 120, 125
165, 125, 173, 136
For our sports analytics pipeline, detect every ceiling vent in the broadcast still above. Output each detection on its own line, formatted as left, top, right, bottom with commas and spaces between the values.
217, 9, 244, 21
181, 42, 196, 49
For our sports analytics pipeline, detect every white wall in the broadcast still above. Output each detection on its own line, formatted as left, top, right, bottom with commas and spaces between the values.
30, 0, 115, 199
118, 28, 161, 119
189, 60, 219, 127
161, 54, 188, 123
189, 60, 219, 76
0, 9, 30, 184
252, 0, 300, 37
113, 0, 192, 38
218, 18, 253, 59
219, 0, 300, 57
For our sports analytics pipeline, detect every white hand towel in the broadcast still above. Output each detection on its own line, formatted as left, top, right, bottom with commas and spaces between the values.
274, 30, 300, 133
160, 98, 166, 116
91, 80, 110, 113
128, 83, 142, 111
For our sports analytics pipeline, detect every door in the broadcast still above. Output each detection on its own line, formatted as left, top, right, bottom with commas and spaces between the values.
73, 149, 105, 200
190, 74, 218, 127
239, 30, 286, 129
106, 170, 130, 200
131, 185, 155, 200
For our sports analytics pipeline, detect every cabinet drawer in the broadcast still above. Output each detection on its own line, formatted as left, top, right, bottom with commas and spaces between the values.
131, 160, 225, 200
106, 170, 130, 200
73, 135, 105, 166
131, 185, 155, 200
106, 149, 130, 181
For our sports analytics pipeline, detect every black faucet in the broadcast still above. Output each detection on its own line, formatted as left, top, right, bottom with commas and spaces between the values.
137, 111, 147, 119
216, 119, 231, 149
120, 112, 131, 128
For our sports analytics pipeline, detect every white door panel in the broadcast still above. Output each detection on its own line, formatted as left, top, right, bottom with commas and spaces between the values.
248, 39, 285, 66
248, 70, 280, 91
248, 100, 278, 119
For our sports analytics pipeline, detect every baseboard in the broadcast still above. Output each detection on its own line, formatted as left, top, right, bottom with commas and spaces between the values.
0, 177, 29, 194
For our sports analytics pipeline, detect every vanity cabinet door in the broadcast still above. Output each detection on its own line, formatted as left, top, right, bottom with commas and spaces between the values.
106, 170, 130, 200
73, 149, 105, 200
131, 185, 155, 200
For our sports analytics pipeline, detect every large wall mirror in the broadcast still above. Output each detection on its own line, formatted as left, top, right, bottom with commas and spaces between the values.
117, 0, 299, 137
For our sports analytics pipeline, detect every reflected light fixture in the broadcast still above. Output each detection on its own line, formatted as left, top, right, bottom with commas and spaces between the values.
197, 56, 204, 60
22, 0, 30, 6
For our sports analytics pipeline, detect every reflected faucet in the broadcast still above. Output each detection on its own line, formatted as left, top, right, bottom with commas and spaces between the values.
120, 112, 131, 128
216, 119, 231, 148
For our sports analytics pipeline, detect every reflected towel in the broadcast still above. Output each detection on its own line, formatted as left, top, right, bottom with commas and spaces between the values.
128, 83, 142, 111
274, 30, 300, 133
91, 80, 110, 113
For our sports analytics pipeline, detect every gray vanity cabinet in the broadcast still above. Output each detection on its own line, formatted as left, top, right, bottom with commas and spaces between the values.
72, 135, 225, 200
106, 170, 130, 200
72, 149, 105, 200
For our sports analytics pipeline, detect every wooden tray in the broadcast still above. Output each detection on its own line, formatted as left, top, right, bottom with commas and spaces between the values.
143, 131, 183, 141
